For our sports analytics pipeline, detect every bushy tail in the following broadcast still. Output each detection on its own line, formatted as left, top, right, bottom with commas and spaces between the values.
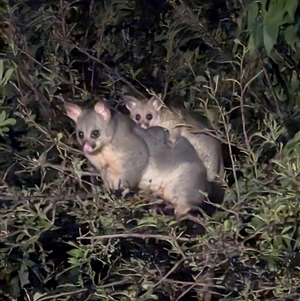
199, 180, 225, 217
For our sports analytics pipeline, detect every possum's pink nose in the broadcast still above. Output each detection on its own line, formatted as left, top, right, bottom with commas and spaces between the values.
83, 142, 93, 153
141, 123, 149, 129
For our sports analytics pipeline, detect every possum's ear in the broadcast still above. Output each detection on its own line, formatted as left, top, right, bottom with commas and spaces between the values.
123, 95, 139, 111
64, 102, 82, 123
148, 96, 163, 111
94, 100, 111, 121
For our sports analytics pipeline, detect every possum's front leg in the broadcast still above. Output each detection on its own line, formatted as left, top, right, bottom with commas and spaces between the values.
102, 163, 143, 197
174, 204, 192, 217
100, 166, 119, 190
100, 167, 131, 198
118, 165, 144, 191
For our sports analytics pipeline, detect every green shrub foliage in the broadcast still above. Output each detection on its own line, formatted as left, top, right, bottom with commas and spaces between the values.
1, 0, 300, 300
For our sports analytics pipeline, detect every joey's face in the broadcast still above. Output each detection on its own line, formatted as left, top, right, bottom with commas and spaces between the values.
76, 110, 109, 154
130, 101, 159, 129
124, 96, 162, 129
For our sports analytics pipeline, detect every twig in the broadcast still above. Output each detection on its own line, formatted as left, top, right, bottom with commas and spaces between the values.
77, 233, 197, 242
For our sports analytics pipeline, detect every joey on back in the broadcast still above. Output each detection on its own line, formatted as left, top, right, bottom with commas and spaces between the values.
123, 94, 224, 182
64, 100, 213, 218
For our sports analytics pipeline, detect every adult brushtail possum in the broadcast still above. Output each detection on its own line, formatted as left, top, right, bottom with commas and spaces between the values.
64, 100, 222, 217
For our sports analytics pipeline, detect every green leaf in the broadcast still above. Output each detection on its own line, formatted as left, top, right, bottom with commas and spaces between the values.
283, 130, 300, 154
247, 1, 259, 28
0, 60, 3, 79
282, 225, 294, 235
18, 263, 30, 287
154, 34, 167, 42
263, 256, 278, 272
260, 0, 268, 11
10, 275, 21, 298
248, 32, 257, 55
285, 0, 298, 21
248, 23, 263, 55
100, 214, 115, 227
0, 110, 6, 123
2, 117, 16, 126
0, 127, 9, 134
223, 219, 231, 231
250, 216, 266, 230
67, 248, 85, 259
56, 132, 63, 141
68, 257, 79, 265
263, 24, 279, 55
3, 67, 15, 85
264, 1, 295, 25
296, 235, 300, 247
289, 72, 299, 93
285, 25, 297, 51
195, 75, 206, 83
33, 292, 48, 301
275, 204, 286, 214
137, 216, 157, 227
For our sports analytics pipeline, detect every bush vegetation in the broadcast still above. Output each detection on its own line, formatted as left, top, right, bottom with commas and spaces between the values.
1, 0, 300, 300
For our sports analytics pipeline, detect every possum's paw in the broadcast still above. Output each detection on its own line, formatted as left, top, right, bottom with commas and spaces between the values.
174, 204, 192, 218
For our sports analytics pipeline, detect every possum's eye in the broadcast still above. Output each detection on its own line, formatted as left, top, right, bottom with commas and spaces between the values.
135, 114, 141, 121
78, 131, 84, 139
146, 114, 152, 120
91, 130, 100, 138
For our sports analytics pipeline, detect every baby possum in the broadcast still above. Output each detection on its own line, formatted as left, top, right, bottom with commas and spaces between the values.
123, 95, 224, 182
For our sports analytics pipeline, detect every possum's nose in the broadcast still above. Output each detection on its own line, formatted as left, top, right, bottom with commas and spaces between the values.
82, 141, 94, 153
140, 123, 149, 129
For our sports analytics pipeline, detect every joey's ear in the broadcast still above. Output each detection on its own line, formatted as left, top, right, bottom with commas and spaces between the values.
94, 100, 111, 120
148, 96, 163, 111
123, 95, 138, 111
64, 102, 82, 123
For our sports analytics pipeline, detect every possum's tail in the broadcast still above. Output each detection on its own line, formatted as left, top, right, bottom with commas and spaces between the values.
199, 180, 225, 217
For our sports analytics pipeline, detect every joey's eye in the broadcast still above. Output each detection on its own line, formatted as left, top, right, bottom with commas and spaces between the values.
78, 131, 84, 139
91, 130, 100, 138
135, 114, 141, 121
146, 114, 152, 120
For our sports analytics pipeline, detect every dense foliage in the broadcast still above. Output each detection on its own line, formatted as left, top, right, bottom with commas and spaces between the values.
1, 0, 300, 300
